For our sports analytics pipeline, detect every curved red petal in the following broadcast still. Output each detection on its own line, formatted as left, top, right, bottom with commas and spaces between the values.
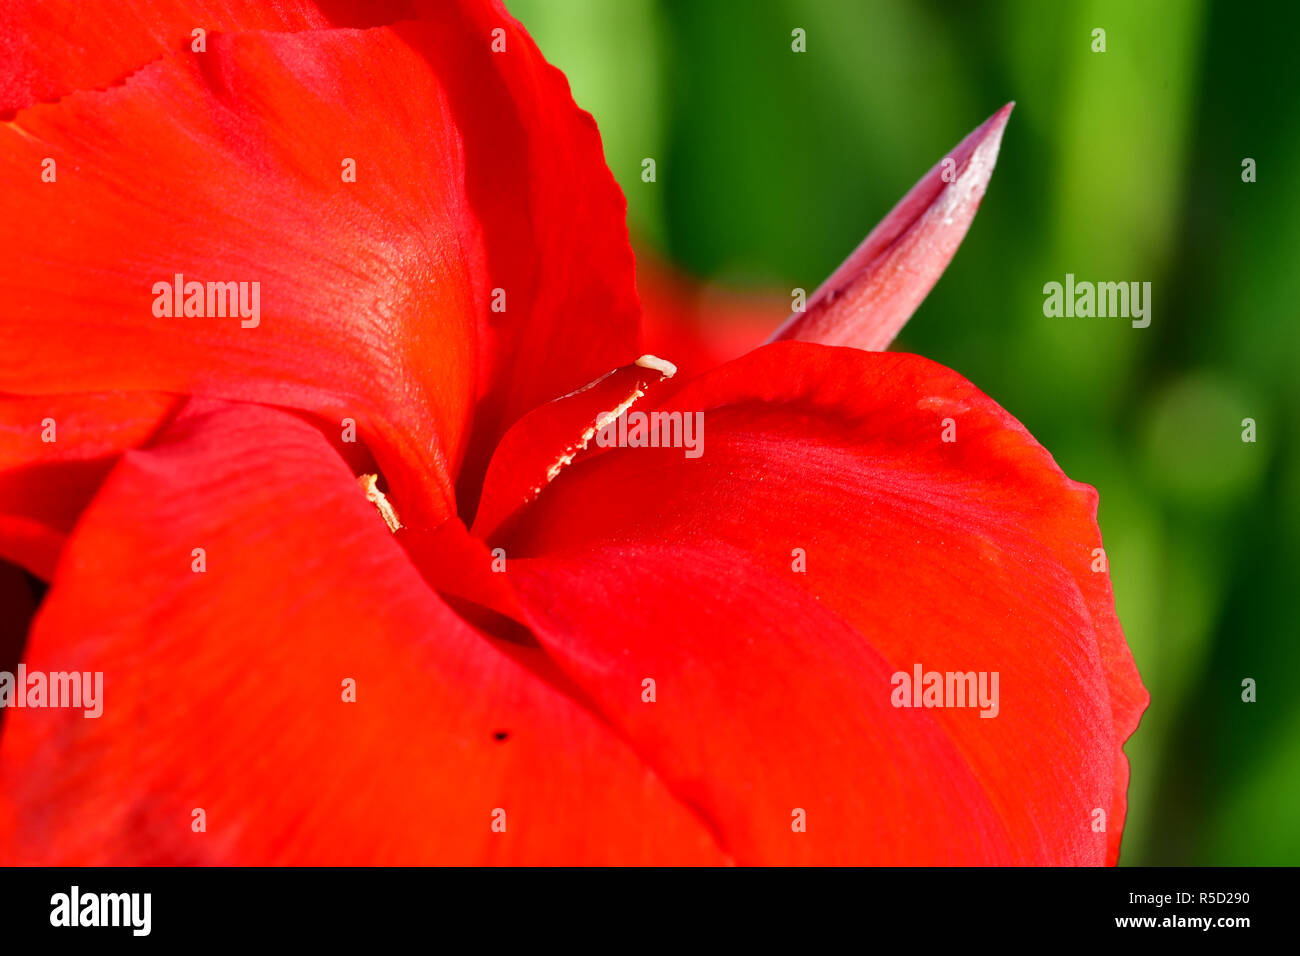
494, 342, 1147, 864
0, 0, 418, 114
0, 26, 484, 526
0, 392, 180, 577
0, 399, 724, 864
512, 554, 1016, 864
470, 356, 678, 539
4, 9, 644, 528
769, 104, 1012, 350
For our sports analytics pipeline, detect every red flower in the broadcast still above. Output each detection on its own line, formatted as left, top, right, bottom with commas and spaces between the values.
0, 0, 1146, 864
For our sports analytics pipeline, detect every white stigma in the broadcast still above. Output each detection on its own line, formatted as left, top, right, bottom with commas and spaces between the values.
635, 354, 677, 378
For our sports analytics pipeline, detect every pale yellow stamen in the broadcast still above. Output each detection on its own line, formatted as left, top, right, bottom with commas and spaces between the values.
635, 354, 678, 377
543, 387, 645, 485
358, 474, 402, 533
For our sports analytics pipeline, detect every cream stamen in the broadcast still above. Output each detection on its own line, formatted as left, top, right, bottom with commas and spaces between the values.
358, 474, 402, 533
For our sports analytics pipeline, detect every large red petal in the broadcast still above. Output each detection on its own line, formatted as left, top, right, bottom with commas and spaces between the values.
489, 342, 1146, 864
0, 399, 724, 864
769, 105, 1012, 351
3, 9, 643, 527
0, 25, 485, 526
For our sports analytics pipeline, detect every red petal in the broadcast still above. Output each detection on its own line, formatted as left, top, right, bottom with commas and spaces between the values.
770, 104, 1013, 350
400, 517, 531, 636
493, 342, 1147, 864
0, 26, 484, 526
0, 1, 416, 113
437, 0, 642, 512
470, 356, 678, 539
3, 11, 643, 527
0, 392, 180, 577
0, 400, 724, 864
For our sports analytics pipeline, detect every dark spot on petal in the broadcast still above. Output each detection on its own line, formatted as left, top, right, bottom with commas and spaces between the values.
493, 730, 510, 742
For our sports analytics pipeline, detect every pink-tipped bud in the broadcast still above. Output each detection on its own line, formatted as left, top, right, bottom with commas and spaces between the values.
770, 103, 1013, 351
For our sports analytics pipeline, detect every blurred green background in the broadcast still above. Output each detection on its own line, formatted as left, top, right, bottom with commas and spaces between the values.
509, 0, 1299, 865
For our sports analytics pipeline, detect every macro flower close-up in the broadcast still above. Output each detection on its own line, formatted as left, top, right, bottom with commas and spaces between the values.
0, 0, 1158, 867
